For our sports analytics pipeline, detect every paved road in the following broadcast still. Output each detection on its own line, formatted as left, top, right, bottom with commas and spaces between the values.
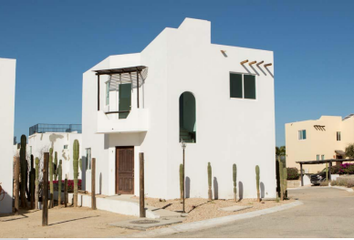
160, 187, 354, 238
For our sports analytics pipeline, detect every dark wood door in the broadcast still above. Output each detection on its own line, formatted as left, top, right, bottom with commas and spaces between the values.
116, 147, 134, 194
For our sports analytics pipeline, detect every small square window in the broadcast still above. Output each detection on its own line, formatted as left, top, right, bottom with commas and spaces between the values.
316, 155, 320, 161
63, 145, 68, 150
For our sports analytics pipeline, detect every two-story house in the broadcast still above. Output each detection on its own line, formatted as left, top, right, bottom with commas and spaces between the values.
82, 18, 276, 200
286, 114, 354, 173
0, 58, 16, 213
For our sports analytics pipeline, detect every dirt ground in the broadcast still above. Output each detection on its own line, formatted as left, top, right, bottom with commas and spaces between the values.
0, 206, 138, 238
137, 196, 294, 224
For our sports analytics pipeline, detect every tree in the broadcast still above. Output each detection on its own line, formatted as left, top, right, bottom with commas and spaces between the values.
276, 146, 286, 157
345, 144, 354, 159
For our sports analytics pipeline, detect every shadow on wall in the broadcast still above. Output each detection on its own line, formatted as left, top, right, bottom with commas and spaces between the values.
0, 187, 13, 214
81, 156, 87, 191
238, 181, 243, 201
213, 177, 218, 200
185, 176, 190, 198
260, 182, 265, 199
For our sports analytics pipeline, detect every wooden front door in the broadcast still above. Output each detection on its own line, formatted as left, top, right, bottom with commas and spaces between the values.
116, 147, 134, 194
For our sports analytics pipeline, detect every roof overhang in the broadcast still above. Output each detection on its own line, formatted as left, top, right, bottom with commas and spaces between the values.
296, 158, 354, 165
93, 65, 147, 75
335, 150, 345, 156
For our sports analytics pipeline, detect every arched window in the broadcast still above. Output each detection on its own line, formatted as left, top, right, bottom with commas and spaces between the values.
179, 92, 196, 143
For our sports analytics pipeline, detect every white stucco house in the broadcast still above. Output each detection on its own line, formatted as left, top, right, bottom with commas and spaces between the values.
0, 58, 16, 213
82, 18, 276, 200
28, 123, 82, 180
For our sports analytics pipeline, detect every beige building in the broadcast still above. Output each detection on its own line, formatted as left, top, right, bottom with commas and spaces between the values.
285, 114, 354, 173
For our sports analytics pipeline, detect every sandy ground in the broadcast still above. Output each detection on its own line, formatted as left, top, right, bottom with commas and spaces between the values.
138, 197, 294, 224
0, 206, 138, 238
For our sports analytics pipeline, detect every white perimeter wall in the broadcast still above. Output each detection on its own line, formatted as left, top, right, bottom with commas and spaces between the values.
28, 132, 82, 180
0, 58, 16, 213
82, 18, 276, 200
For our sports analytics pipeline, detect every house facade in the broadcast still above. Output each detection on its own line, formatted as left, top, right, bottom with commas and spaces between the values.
82, 18, 276, 200
28, 123, 82, 180
285, 115, 354, 173
0, 58, 16, 213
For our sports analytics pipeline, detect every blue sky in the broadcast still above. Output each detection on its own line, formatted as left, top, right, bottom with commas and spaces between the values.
1, 0, 353, 146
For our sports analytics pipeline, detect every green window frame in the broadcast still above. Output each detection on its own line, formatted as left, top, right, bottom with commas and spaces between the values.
229, 73, 256, 99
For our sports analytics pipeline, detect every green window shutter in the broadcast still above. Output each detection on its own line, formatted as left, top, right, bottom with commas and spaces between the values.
244, 75, 256, 99
230, 73, 243, 98
119, 83, 132, 119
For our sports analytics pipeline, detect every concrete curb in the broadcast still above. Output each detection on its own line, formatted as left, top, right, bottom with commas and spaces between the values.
289, 186, 354, 192
119, 200, 303, 238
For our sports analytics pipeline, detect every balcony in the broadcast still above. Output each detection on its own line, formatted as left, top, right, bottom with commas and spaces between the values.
96, 109, 148, 134
93, 65, 149, 134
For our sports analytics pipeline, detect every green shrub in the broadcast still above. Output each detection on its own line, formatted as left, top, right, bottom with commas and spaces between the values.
287, 167, 299, 180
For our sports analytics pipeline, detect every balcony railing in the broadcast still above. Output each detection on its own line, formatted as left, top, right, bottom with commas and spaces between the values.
29, 123, 82, 136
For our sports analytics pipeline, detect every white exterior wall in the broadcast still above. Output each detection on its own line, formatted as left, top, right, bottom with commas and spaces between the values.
82, 18, 276, 199
0, 58, 16, 213
28, 132, 82, 180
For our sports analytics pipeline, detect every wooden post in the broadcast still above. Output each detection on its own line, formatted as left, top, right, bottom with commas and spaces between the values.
137, 71, 140, 108
14, 156, 20, 214
91, 158, 96, 210
64, 175, 67, 208
139, 153, 145, 218
182, 147, 185, 213
42, 152, 49, 226
300, 163, 303, 187
97, 74, 100, 111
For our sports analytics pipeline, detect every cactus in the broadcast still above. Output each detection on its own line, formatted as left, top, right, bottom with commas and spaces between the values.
35, 157, 39, 209
255, 165, 260, 202
58, 160, 62, 206
233, 164, 237, 202
54, 152, 58, 181
20, 134, 27, 208
73, 139, 79, 207
29, 155, 35, 209
279, 159, 284, 200
283, 166, 288, 198
179, 164, 184, 200
208, 162, 212, 201
49, 148, 54, 208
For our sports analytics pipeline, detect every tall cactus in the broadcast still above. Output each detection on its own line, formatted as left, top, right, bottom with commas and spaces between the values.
29, 155, 35, 209
279, 159, 284, 200
35, 157, 39, 209
255, 165, 260, 202
54, 152, 58, 181
49, 148, 54, 208
233, 164, 237, 202
20, 134, 27, 208
208, 162, 212, 201
73, 139, 79, 207
58, 160, 62, 206
283, 166, 288, 198
179, 164, 184, 200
